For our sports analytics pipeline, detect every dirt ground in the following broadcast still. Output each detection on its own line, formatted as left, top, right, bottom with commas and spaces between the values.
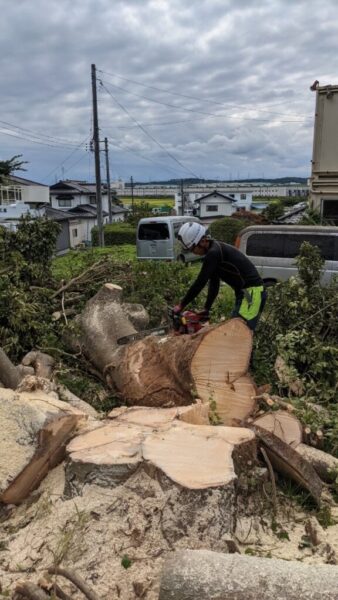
1, 464, 337, 599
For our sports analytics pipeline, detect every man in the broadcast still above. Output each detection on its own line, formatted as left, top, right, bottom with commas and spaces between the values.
174, 222, 267, 331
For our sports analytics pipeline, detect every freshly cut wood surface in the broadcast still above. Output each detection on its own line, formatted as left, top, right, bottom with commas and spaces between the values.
66, 408, 255, 492
254, 410, 303, 448
191, 318, 252, 386
142, 422, 254, 489
108, 403, 210, 427
202, 374, 256, 426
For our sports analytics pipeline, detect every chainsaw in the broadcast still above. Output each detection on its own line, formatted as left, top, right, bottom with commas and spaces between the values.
117, 308, 208, 345
167, 307, 209, 335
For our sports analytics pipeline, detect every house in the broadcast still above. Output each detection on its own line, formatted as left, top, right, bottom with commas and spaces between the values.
175, 189, 252, 220
50, 179, 126, 220
43, 204, 112, 253
0, 175, 50, 230
0, 175, 49, 208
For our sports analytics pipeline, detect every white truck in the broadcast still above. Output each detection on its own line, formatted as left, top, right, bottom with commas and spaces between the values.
309, 83, 338, 223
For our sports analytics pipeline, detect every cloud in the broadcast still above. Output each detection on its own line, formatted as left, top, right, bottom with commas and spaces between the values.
0, 0, 337, 182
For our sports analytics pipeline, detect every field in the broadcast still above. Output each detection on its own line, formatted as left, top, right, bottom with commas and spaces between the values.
120, 196, 175, 208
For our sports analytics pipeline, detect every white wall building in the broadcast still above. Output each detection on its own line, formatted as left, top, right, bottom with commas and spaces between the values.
174, 189, 252, 220
0, 176, 49, 207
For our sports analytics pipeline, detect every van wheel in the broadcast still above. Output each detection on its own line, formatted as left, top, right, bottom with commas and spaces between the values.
177, 255, 186, 264
262, 278, 278, 288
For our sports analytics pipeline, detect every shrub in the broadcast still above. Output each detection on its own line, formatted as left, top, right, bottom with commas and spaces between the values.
209, 217, 249, 244
92, 223, 136, 246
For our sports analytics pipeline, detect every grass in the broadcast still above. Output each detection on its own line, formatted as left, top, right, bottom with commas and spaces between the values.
121, 197, 174, 207
52, 245, 136, 280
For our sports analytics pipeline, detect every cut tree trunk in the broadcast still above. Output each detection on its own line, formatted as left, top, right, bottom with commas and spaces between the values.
65, 406, 256, 541
72, 284, 255, 419
254, 410, 303, 448
158, 549, 338, 600
0, 387, 86, 504
253, 411, 338, 483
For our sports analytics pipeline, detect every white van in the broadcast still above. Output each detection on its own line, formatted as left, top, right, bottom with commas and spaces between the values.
236, 225, 338, 285
137, 216, 201, 262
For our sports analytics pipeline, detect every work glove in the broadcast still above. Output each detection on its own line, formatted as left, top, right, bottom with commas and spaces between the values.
173, 304, 183, 314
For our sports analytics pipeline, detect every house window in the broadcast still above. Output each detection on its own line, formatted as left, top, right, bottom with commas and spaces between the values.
89, 195, 97, 205
72, 229, 78, 238
58, 199, 72, 207
206, 205, 218, 212
0, 186, 22, 204
322, 199, 338, 224
240, 194, 246, 200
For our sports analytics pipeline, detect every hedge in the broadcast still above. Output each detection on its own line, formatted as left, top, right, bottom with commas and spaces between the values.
208, 217, 249, 245
92, 223, 136, 246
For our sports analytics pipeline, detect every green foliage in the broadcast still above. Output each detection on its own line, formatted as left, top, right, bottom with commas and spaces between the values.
52, 245, 136, 280
125, 201, 153, 226
254, 242, 338, 454
121, 554, 132, 569
0, 154, 27, 184
262, 201, 284, 222
92, 223, 136, 246
209, 217, 249, 244
0, 216, 60, 360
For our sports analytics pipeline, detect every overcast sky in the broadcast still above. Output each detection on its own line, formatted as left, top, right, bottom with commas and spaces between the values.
1, 0, 337, 184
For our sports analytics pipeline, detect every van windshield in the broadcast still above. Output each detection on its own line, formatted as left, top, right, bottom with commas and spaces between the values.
138, 223, 170, 241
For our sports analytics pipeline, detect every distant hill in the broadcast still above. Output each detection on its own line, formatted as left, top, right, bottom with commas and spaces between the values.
129, 177, 308, 186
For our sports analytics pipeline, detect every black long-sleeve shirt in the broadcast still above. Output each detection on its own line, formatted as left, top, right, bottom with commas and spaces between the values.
181, 239, 263, 311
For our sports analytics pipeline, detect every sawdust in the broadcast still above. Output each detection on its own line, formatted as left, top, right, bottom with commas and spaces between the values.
0, 463, 337, 599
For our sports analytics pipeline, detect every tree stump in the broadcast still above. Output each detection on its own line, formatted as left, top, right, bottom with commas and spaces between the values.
65, 407, 256, 543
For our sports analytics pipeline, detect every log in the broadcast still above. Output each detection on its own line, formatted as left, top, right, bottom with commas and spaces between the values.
253, 411, 338, 482
253, 426, 323, 504
0, 387, 86, 504
253, 410, 303, 448
158, 549, 338, 600
297, 443, 338, 483
72, 284, 254, 416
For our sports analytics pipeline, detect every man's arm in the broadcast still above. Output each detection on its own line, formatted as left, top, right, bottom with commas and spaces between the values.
180, 252, 218, 309
205, 274, 220, 311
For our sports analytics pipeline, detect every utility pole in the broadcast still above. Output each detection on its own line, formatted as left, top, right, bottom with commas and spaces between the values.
130, 176, 134, 214
180, 179, 184, 215
91, 63, 104, 246
104, 137, 112, 224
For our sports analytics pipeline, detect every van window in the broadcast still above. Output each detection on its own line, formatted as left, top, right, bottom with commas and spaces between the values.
138, 223, 170, 240
246, 233, 335, 260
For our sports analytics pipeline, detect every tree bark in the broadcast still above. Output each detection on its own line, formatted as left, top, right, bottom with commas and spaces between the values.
73, 284, 255, 419
158, 550, 338, 600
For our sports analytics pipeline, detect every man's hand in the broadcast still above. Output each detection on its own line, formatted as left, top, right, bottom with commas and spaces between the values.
196, 309, 209, 318
173, 304, 183, 314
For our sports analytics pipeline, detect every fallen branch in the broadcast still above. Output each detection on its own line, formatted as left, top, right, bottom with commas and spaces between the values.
51, 260, 105, 299
260, 446, 277, 515
0, 347, 23, 389
48, 567, 99, 600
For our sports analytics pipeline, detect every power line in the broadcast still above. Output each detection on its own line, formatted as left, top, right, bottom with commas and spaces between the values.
100, 81, 201, 179
42, 135, 90, 182
106, 136, 186, 177
99, 79, 311, 124
98, 69, 311, 119
0, 127, 80, 150
0, 119, 84, 147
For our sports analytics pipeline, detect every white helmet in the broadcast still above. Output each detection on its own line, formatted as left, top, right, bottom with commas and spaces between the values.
178, 222, 206, 250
